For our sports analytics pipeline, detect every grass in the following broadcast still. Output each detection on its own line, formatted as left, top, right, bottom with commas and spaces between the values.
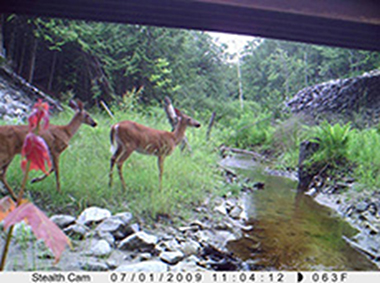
4, 106, 221, 220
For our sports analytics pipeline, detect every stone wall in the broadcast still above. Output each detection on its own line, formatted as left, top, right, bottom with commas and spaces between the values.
0, 66, 61, 123
285, 70, 380, 125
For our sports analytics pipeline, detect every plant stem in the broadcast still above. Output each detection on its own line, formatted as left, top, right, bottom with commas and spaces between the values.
0, 160, 31, 270
0, 225, 14, 270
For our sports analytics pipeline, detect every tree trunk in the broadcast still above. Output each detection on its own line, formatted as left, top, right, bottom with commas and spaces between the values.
28, 38, 37, 83
206, 112, 216, 141
47, 51, 57, 91
0, 15, 5, 58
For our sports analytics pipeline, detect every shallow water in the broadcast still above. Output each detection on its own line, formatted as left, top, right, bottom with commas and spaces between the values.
221, 154, 378, 271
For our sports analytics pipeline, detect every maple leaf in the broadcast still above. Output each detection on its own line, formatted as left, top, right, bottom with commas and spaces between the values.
28, 99, 50, 131
3, 202, 72, 264
0, 196, 16, 222
21, 133, 52, 174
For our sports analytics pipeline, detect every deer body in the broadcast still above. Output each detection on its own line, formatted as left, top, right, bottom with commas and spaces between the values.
0, 100, 97, 198
109, 109, 200, 191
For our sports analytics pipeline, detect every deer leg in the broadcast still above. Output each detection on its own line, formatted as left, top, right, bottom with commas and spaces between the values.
0, 163, 17, 200
109, 146, 123, 188
52, 155, 61, 193
157, 156, 165, 191
116, 150, 132, 192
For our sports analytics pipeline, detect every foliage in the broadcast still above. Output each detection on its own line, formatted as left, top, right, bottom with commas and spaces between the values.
307, 121, 352, 166
348, 128, 380, 189
223, 108, 274, 149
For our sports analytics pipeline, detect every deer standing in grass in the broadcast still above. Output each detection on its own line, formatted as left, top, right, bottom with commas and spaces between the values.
109, 108, 201, 191
0, 100, 97, 199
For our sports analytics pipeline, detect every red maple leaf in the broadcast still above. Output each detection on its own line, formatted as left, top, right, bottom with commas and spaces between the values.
21, 133, 52, 174
28, 99, 50, 131
3, 202, 72, 264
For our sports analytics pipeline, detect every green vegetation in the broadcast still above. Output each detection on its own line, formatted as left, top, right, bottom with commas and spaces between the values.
4, 105, 220, 219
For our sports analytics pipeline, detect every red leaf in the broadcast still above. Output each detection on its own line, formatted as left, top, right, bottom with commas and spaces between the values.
3, 202, 72, 264
0, 196, 16, 222
21, 133, 52, 174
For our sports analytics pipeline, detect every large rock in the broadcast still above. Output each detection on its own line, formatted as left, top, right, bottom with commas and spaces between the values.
297, 139, 321, 192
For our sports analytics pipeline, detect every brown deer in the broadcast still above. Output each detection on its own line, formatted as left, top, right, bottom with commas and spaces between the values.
0, 100, 97, 198
109, 108, 201, 191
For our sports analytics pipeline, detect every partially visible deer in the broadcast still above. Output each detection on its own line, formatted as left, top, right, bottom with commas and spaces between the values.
109, 108, 201, 191
0, 100, 97, 198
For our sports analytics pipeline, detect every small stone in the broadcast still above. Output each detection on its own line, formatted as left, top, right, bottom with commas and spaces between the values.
113, 212, 133, 226
97, 231, 115, 247
125, 223, 140, 237
50, 215, 76, 229
178, 239, 201, 256
86, 240, 112, 257
78, 261, 109, 271
64, 224, 89, 240
229, 205, 243, 219
96, 218, 125, 239
77, 207, 112, 226
214, 205, 227, 215
118, 231, 158, 251
160, 251, 185, 265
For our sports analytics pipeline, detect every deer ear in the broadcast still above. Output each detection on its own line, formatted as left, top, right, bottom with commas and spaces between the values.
76, 100, 83, 111
174, 108, 182, 117
68, 100, 78, 110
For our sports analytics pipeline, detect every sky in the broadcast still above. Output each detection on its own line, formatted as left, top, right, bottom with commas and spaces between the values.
208, 31, 259, 54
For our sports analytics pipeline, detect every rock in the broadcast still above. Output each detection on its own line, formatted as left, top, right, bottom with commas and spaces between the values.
229, 205, 243, 219
214, 204, 227, 215
125, 223, 140, 236
286, 70, 380, 126
78, 261, 110, 271
96, 231, 116, 247
50, 214, 76, 229
297, 139, 321, 191
178, 239, 201, 256
63, 223, 89, 240
169, 255, 206, 272
118, 231, 158, 251
160, 251, 185, 265
77, 207, 112, 226
86, 240, 112, 257
113, 212, 133, 226
95, 218, 125, 239
115, 261, 168, 272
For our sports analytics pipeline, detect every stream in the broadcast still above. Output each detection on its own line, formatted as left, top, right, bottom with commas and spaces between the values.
220, 154, 378, 271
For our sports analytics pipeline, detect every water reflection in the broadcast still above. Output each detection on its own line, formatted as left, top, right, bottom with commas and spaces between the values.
223, 155, 378, 270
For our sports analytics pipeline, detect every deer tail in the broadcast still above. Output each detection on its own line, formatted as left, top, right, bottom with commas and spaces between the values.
110, 124, 118, 154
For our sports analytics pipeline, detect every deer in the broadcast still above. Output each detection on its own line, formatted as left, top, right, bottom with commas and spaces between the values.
0, 100, 97, 199
109, 108, 201, 191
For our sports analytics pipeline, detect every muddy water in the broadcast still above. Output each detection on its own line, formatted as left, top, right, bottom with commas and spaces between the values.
221, 154, 378, 271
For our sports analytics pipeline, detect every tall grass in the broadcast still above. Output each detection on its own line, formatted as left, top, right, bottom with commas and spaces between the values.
4, 106, 220, 220
348, 128, 380, 189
